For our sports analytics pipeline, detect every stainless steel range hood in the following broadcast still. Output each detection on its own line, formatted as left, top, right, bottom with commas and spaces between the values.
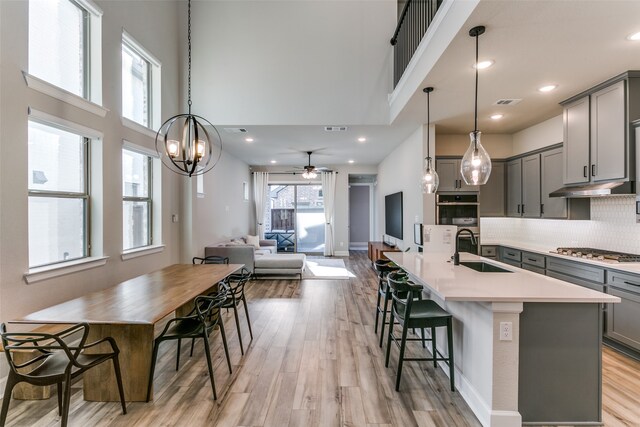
549, 181, 636, 198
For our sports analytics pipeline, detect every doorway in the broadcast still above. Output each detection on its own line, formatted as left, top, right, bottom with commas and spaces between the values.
264, 184, 325, 254
349, 175, 375, 251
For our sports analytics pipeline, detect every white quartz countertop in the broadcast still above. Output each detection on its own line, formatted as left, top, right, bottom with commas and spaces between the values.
384, 251, 620, 303
482, 239, 640, 275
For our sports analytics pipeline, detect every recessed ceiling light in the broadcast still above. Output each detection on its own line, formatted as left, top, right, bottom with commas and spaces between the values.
627, 32, 640, 41
473, 60, 494, 70
538, 85, 557, 93
490, 114, 503, 120
348, 160, 355, 164
245, 138, 254, 142
270, 160, 276, 164
357, 137, 366, 142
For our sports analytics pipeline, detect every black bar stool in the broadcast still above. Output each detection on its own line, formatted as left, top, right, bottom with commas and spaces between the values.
373, 259, 401, 345
384, 273, 455, 392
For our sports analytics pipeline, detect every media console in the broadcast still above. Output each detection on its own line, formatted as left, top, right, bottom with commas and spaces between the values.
367, 241, 401, 264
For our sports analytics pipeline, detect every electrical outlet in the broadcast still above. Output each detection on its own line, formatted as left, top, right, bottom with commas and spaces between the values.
171, 214, 179, 223
340, 242, 344, 247
499, 322, 512, 341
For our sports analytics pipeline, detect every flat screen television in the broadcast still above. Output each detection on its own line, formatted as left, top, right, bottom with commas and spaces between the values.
385, 192, 403, 240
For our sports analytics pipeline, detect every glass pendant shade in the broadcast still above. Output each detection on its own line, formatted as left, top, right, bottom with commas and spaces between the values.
461, 131, 491, 185
421, 157, 439, 193
156, 113, 222, 177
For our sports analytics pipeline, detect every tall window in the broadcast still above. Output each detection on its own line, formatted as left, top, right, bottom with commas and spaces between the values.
122, 43, 150, 126
28, 121, 89, 267
122, 33, 161, 129
122, 149, 152, 250
29, 0, 89, 97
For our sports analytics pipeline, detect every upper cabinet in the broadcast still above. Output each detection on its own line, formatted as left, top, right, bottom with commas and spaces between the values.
541, 148, 568, 218
506, 155, 541, 218
591, 81, 626, 181
561, 71, 640, 186
480, 161, 505, 217
563, 97, 591, 184
435, 158, 479, 192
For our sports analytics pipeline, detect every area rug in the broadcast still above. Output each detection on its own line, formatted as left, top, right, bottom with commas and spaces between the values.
303, 257, 356, 279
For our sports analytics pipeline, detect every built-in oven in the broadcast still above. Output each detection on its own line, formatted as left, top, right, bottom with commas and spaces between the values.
436, 194, 480, 254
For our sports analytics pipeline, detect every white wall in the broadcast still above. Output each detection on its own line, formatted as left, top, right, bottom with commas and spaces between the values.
0, 0, 182, 322
190, 151, 252, 256
190, 0, 395, 125
512, 115, 562, 156
435, 133, 514, 158
376, 125, 424, 249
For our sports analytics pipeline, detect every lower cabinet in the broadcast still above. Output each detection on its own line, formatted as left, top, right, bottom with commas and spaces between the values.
491, 246, 640, 354
605, 270, 640, 352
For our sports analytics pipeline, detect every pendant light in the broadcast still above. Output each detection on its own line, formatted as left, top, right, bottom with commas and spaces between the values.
460, 25, 492, 186
421, 87, 438, 194
155, 0, 222, 177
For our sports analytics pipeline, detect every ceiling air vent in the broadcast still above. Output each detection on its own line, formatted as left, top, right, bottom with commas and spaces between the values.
493, 99, 522, 106
223, 128, 247, 133
324, 126, 348, 132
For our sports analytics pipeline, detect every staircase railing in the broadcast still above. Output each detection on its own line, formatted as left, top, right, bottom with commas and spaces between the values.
390, 0, 442, 88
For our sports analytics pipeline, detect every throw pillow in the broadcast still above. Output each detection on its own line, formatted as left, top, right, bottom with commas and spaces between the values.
245, 234, 260, 249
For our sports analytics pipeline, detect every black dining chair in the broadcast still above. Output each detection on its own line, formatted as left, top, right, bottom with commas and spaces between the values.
146, 291, 231, 401
384, 273, 455, 392
0, 323, 127, 427
220, 267, 253, 355
192, 255, 229, 265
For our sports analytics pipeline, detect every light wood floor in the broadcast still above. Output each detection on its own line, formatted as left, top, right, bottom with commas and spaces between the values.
2, 252, 639, 426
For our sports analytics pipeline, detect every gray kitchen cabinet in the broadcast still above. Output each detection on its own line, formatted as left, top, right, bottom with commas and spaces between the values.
506, 159, 522, 217
436, 159, 459, 192
522, 154, 541, 217
606, 270, 640, 351
436, 158, 479, 192
499, 247, 522, 263
561, 72, 640, 186
591, 80, 626, 182
481, 245, 497, 258
522, 251, 546, 269
479, 161, 505, 217
541, 148, 568, 218
506, 154, 541, 217
546, 257, 605, 292
563, 96, 590, 185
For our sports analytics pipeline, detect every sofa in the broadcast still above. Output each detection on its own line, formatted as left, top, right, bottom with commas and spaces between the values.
204, 236, 306, 277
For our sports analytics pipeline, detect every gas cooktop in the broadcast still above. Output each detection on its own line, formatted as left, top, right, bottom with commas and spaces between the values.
551, 247, 640, 263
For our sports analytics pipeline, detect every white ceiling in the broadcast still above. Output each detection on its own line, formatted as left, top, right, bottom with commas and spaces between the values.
203, 0, 640, 166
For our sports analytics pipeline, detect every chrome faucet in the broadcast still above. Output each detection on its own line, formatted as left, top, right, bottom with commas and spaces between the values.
453, 228, 477, 265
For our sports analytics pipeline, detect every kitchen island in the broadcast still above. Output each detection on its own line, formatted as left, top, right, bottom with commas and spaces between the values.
385, 251, 620, 427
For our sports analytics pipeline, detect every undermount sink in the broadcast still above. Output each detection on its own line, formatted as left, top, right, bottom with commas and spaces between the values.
460, 261, 512, 273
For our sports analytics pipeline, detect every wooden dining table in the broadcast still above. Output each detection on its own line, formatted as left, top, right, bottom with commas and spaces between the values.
11, 263, 243, 402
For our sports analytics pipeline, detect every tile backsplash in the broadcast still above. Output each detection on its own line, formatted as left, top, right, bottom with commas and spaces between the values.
481, 196, 640, 253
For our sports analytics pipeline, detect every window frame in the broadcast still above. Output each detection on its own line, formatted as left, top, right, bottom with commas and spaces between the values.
27, 120, 91, 268
121, 31, 162, 131
122, 147, 154, 251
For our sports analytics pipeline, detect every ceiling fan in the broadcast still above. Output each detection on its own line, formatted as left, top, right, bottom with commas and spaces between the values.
293, 151, 331, 179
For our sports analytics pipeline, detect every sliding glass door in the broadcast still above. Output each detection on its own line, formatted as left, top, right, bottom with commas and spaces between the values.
296, 185, 325, 253
264, 184, 324, 254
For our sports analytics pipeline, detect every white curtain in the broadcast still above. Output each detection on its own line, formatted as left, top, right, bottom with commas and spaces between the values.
253, 172, 269, 238
321, 171, 337, 256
